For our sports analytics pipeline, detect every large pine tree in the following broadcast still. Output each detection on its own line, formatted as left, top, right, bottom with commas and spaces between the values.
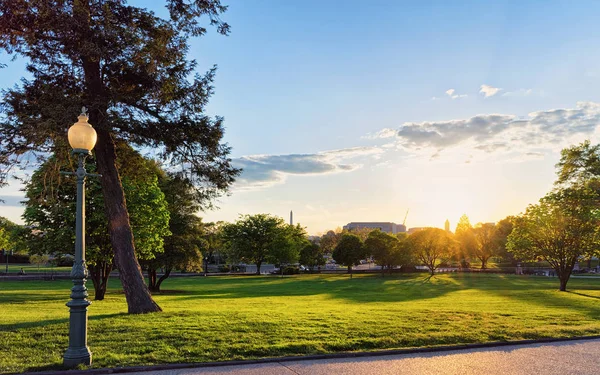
0, 1, 240, 313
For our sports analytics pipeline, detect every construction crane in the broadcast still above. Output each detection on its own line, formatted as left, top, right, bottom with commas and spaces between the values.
403, 209, 409, 226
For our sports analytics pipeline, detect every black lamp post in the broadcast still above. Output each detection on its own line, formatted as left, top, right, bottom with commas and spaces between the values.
62, 108, 99, 368
204, 256, 209, 277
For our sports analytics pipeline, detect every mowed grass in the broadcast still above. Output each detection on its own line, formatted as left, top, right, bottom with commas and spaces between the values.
1, 273, 600, 373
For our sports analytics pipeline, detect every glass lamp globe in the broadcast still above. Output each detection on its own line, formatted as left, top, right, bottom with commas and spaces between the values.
68, 112, 97, 152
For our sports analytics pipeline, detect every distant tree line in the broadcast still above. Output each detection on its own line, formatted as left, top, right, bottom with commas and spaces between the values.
9, 141, 600, 297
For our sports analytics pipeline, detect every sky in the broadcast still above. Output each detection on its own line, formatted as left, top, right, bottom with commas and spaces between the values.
3, 0, 600, 234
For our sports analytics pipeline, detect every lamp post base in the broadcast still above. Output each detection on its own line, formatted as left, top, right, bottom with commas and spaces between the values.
63, 347, 92, 367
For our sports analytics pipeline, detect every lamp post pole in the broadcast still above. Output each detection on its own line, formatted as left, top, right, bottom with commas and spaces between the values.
63, 151, 92, 367
63, 108, 98, 368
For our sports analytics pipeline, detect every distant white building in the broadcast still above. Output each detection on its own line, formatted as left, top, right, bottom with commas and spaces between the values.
343, 222, 406, 234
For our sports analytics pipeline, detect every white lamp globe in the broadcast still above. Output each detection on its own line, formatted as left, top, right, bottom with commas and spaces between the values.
68, 111, 97, 152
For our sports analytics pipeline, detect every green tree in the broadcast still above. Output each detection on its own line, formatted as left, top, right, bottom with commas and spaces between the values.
494, 216, 516, 265
408, 228, 454, 276
299, 242, 326, 272
23, 145, 170, 300
454, 214, 476, 268
365, 230, 403, 276
0, 226, 9, 251
320, 229, 342, 255
222, 214, 296, 275
203, 222, 225, 264
344, 227, 374, 242
507, 189, 600, 291
0, 0, 239, 313
332, 233, 367, 277
0, 217, 28, 253
472, 223, 498, 269
29, 254, 49, 272
145, 173, 205, 292
268, 224, 307, 276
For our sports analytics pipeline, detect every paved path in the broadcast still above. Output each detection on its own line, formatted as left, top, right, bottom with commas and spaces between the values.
136, 339, 600, 375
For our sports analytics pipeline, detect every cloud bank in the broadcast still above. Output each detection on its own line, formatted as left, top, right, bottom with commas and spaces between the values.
380, 102, 600, 155
232, 146, 383, 190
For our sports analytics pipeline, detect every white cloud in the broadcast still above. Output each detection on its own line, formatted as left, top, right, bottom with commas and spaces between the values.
445, 88, 467, 100
364, 128, 397, 139
232, 146, 384, 190
479, 84, 502, 98
378, 102, 600, 158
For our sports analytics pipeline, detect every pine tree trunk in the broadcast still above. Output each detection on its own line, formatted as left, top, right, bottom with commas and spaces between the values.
94, 128, 161, 313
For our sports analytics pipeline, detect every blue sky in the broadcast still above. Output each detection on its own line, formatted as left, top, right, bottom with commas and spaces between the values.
3, 0, 600, 234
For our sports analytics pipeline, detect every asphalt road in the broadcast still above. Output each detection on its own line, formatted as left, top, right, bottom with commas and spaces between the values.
136, 338, 600, 375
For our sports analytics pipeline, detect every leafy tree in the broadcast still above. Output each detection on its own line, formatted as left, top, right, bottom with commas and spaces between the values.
408, 228, 454, 276
454, 214, 476, 268
0, 0, 239, 313
222, 214, 297, 275
507, 189, 600, 291
203, 221, 225, 264
332, 233, 367, 277
144, 173, 205, 292
343, 227, 373, 242
320, 229, 342, 255
30, 254, 49, 272
472, 223, 498, 269
267, 224, 307, 276
0, 226, 9, 251
494, 216, 516, 264
365, 230, 402, 276
299, 242, 326, 272
23, 145, 170, 300
0, 217, 27, 253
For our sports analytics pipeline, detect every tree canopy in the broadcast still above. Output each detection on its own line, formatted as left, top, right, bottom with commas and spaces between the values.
23, 144, 170, 299
332, 233, 367, 276
507, 189, 600, 291
222, 214, 305, 275
408, 228, 454, 276
0, 0, 240, 313
365, 230, 411, 275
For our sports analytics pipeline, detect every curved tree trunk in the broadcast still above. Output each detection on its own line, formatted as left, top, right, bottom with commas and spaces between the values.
94, 127, 161, 313
155, 268, 172, 292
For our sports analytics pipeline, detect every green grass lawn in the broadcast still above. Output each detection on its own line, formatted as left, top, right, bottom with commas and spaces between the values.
1, 273, 599, 373
2, 263, 72, 274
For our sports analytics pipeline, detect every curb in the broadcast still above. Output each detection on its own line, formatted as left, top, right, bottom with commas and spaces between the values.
13, 335, 600, 375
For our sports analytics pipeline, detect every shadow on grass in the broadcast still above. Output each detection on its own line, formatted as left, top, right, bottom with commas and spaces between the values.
567, 291, 600, 301
462, 274, 600, 320
0, 312, 126, 331
167, 273, 460, 306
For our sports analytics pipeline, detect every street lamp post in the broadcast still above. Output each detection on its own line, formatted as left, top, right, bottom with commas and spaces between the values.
2, 249, 11, 274
204, 256, 209, 277
62, 107, 98, 368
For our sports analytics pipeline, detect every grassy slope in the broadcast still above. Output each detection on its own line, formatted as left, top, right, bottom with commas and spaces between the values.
1, 273, 599, 373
